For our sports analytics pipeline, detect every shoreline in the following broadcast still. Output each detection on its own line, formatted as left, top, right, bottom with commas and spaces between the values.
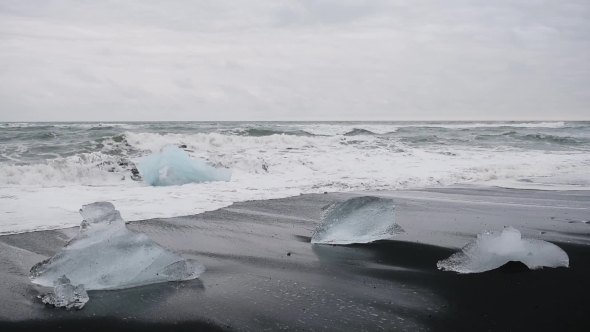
1, 185, 589, 331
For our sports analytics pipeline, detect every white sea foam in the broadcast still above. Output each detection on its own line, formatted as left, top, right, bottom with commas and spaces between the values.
0, 131, 589, 234
0, 152, 125, 186
483, 169, 590, 191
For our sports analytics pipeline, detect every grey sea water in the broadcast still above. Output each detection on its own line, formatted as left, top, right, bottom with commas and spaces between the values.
0, 121, 589, 234
2, 121, 589, 164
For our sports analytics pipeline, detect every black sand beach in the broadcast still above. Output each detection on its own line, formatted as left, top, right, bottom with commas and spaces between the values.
1, 185, 589, 331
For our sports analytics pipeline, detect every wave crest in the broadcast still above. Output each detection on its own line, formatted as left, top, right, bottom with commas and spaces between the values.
0, 153, 128, 186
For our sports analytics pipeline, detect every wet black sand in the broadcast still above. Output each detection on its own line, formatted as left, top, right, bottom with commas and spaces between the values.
1, 186, 589, 331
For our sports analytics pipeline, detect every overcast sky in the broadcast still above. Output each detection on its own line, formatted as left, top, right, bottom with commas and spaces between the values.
0, 0, 588, 121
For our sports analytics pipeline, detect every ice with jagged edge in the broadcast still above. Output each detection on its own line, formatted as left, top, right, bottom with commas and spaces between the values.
437, 226, 569, 273
135, 145, 231, 186
30, 202, 205, 290
39, 275, 89, 310
311, 196, 404, 245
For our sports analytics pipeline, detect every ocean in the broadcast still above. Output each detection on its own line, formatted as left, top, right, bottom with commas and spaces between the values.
1, 121, 589, 234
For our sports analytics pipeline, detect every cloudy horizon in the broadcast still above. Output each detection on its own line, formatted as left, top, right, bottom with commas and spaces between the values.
1, 0, 588, 121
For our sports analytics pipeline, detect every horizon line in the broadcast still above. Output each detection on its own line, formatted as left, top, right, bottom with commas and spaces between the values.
2, 119, 588, 123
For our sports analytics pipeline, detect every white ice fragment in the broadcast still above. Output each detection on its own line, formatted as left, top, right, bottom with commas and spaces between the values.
39, 275, 89, 310
311, 196, 404, 245
135, 145, 231, 186
30, 202, 205, 290
437, 226, 569, 273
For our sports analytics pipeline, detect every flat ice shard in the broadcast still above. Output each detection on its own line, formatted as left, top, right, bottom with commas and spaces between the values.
311, 196, 404, 245
30, 202, 205, 290
135, 146, 231, 186
39, 275, 89, 310
437, 226, 569, 273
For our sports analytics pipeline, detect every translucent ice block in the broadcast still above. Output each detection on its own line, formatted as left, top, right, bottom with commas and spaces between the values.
39, 275, 89, 310
135, 146, 231, 186
311, 196, 404, 245
30, 202, 205, 290
437, 226, 569, 273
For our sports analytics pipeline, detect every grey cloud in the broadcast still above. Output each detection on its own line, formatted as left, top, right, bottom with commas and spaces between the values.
0, 0, 588, 121
174, 78, 194, 90
276, 0, 387, 25
63, 69, 102, 84
225, 60, 244, 71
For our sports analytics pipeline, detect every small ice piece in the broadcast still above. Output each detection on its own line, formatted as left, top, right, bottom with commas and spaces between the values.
135, 145, 231, 186
311, 196, 404, 245
437, 226, 569, 273
30, 202, 205, 290
40, 275, 89, 310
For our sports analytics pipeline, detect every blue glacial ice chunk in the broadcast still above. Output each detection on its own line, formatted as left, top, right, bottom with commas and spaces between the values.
437, 226, 569, 273
311, 196, 404, 245
30, 202, 205, 290
39, 275, 89, 310
135, 146, 231, 186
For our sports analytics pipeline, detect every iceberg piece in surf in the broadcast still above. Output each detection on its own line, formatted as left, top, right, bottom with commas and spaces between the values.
437, 226, 569, 273
30, 202, 205, 290
39, 275, 89, 310
311, 196, 404, 245
135, 145, 231, 186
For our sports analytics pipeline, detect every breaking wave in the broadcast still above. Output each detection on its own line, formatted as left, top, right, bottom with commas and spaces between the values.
344, 128, 377, 136
1, 121, 589, 234
518, 133, 582, 144
235, 128, 313, 137
473, 132, 584, 145
2, 130, 588, 188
